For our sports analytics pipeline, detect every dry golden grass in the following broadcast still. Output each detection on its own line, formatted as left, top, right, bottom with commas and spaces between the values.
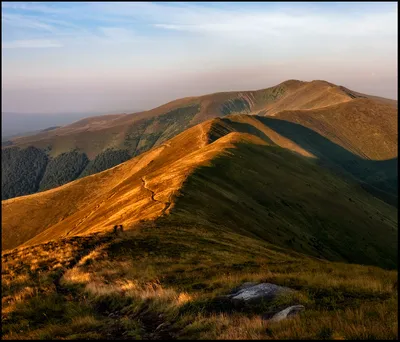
61, 243, 194, 308
261, 80, 353, 115
274, 98, 398, 160
263, 298, 398, 340
3, 102, 397, 253
180, 312, 266, 340
7, 79, 353, 154
1, 225, 397, 340
2, 117, 270, 251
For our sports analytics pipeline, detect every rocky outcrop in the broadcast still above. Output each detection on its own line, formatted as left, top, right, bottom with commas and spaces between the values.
227, 283, 293, 307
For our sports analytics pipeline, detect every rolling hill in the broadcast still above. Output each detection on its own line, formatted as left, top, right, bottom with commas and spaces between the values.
2, 114, 397, 269
4, 79, 396, 200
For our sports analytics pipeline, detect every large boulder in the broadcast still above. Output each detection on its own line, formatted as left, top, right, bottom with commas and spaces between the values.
228, 283, 293, 307
229, 282, 258, 294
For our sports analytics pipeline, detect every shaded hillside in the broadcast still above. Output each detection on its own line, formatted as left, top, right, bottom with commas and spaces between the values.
271, 98, 398, 161
263, 98, 398, 205
167, 140, 397, 268
78, 149, 131, 178
2, 115, 397, 270
2, 148, 90, 199
207, 113, 397, 206
256, 117, 397, 205
39, 151, 89, 191
2, 79, 374, 200
1, 146, 48, 200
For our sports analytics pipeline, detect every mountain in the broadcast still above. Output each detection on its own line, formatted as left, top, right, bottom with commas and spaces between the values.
1, 80, 397, 201
1, 80, 357, 155
2, 82, 398, 339
1, 110, 139, 138
2, 114, 397, 268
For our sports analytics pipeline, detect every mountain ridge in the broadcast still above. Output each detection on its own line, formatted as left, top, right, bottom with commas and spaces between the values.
2, 81, 398, 339
2, 114, 397, 270
2, 79, 397, 201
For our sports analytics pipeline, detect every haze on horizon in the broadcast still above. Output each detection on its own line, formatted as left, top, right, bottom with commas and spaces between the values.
2, 1, 398, 115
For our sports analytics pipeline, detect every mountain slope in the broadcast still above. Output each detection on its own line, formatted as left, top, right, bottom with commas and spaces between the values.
3, 79, 380, 200
2, 115, 397, 269
2, 110, 398, 339
4, 80, 358, 155
271, 98, 398, 161
1, 120, 228, 250
268, 99, 398, 204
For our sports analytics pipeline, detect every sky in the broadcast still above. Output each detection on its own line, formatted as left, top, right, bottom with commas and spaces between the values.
1, 1, 398, 114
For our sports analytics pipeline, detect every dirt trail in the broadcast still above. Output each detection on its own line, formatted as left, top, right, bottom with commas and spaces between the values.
141, 177, 171, 216
199, 124, 208, 147
161, 197, 171, 216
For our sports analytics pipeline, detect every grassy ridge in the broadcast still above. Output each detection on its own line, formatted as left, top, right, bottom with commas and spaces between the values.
2, 115, 397, 268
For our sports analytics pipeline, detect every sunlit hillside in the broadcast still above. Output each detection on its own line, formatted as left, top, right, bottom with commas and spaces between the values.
3, 114, 397, 271
4, 79, 395, 200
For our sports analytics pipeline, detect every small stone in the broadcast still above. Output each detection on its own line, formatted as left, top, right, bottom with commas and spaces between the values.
269, 305, 305, 323
156, 323, 165, 331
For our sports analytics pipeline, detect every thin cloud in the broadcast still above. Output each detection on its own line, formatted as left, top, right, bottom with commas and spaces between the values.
152, 9, 397, 38
93, 2, 397, 37
1, 2, 72, 14
2, 39, 63, 49
2, 13, 55, 31
2, 1, 397, 112
98, 27, 137, 43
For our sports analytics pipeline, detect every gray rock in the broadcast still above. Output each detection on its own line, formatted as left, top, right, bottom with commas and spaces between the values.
269, 305, 305, 323
229, 282, 258, 295
230, 283, 292, 306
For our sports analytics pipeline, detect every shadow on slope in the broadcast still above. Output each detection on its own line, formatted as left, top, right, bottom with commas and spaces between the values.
256, 117, 398, 207
166, 138, 397, 269
207, 118, 275, 145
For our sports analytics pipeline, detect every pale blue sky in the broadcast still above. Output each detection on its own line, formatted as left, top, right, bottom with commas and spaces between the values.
2, 1, 398, 113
